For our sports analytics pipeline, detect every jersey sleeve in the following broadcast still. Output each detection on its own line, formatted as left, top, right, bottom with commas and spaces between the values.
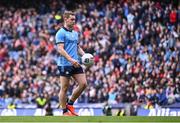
55, 30, 65, 44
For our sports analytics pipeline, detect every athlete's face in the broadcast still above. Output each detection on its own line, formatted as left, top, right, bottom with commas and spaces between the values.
66, 15, 75, 29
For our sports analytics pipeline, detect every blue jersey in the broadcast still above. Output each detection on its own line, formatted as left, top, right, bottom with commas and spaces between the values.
55, 27, 80, 66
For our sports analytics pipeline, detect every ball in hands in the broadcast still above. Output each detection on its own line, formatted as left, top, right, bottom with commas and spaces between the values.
81, 53, 94, 67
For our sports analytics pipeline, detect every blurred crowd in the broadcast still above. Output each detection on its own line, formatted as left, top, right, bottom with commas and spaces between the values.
0, 0, 179, 109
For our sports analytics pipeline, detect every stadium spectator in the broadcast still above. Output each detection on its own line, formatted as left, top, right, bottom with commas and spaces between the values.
45, 102, 53, 116
36, 94, 47, 108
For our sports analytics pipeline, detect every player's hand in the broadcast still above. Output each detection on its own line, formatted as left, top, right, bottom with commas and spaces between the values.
70, 59, 80, 68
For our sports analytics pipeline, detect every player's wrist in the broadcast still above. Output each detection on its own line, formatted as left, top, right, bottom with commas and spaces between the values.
81, 53, 85, 56
69, 58, 76, 64
66, 56, 73, 62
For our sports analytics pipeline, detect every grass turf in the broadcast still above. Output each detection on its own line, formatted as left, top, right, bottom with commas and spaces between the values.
0, 116, 180, 122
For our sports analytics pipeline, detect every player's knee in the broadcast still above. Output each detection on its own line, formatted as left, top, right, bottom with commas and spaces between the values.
61, 86, 69, 92
80, 82, 87, 89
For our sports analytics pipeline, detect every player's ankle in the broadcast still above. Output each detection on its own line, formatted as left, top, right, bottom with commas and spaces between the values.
63, 108, 68, 114
68, 99, 74, 105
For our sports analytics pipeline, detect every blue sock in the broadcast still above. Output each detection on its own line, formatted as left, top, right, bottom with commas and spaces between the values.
68, 100, 74, 105
63, 108, 68, 114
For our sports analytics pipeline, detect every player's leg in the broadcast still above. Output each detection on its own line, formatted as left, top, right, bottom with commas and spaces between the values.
71, 73, 87, 101
59, 76, 73, 115
58, 66, 76, 116
67, 73, 87, 115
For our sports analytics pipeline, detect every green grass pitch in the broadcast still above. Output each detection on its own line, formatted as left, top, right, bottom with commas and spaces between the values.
0, 116, 180, 123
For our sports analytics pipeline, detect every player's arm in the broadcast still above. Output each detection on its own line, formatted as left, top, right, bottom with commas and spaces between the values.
57, 43, 73, 62
77, 45, 85, 56
56, 31, 80, 67
57, 43, 80, 67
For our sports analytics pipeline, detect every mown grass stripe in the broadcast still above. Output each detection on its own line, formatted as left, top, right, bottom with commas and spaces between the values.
1, 122, 180, 123
0, 116, 180, 122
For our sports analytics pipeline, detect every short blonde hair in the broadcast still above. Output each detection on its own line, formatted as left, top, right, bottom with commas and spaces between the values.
63, 10, 75, 19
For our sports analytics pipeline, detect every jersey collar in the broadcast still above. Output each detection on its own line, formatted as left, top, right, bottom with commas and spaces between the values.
63, 27, 72, 32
